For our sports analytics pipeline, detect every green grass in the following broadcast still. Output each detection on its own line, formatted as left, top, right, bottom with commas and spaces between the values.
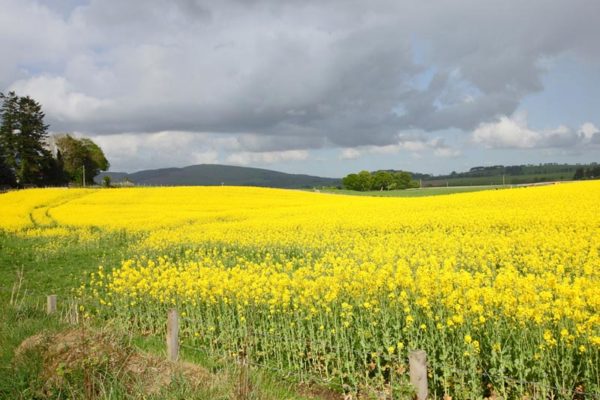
317, 185, 505, 197
0, 231, 335, 399
0, 230, 130, 298
423, 173, 571, 187
0, 230, 130, 398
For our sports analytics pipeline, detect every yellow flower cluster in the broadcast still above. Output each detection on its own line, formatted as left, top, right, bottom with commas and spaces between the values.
102, 242, 599, 341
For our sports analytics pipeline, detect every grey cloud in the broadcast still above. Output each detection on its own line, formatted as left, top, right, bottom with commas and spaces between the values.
541, 128, 580, 148
398, 73, 522, 132
3, 0, 600, 154
236, 135, 326, 152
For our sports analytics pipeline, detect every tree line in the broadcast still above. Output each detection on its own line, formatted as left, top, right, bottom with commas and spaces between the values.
0, 91, 109, 188
342, 170, 419, 191
573, 165, 600, 180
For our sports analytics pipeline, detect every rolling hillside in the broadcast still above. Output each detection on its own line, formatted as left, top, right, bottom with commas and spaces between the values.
95, 164, 340, 188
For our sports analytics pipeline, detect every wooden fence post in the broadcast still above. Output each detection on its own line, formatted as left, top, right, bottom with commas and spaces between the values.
167, 309, 179, 361
47, 294, 57, 315
409, 349, 428, 400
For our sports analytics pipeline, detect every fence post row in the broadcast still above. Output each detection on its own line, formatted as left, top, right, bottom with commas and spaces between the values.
167, 309, 179, 362
165, 308, 429, 398
47, 294, 57, 315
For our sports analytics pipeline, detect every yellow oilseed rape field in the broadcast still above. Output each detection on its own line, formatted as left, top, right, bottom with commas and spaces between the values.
1, 182, 599, 399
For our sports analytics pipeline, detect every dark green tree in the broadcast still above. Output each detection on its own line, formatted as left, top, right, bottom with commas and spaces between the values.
589, 165, 600, 179
102, 175, 112, 188
42, 149, 69, 186
0, 153, 16, 186
343, 170, 416, 191
342, 173, 360, 190
392, 171, 413, 189
371, 171, 394, 190
0, 91, 58, 186
356, 170, 373, 191
573, 167, 585, 180
55, 134, 109, 185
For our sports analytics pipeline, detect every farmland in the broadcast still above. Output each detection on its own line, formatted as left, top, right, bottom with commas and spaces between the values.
1, 182, 599, 399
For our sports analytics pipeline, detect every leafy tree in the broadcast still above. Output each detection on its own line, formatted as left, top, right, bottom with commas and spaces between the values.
356, 170, 373, 191
342, 173, 360, 190
589, 165, 600, 179
505, 165, 524, 175
0, 153, 16, 186
343, 171, 373, 191
55, 134, 109, 185
42, 149, 69, 186
0, 91, 57, 186
343, 169, 416, 191
393, 171, 413, 189
102, 175, 112, 188
371, 171, 394, 190
573, 167, 585, 180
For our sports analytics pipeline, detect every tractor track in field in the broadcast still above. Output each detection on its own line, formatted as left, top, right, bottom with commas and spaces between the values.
28, 190, 98, 228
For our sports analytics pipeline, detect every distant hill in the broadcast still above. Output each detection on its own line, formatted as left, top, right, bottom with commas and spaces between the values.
95, 164, 340, 188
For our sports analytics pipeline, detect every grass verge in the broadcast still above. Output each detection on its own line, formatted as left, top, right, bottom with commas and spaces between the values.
0, 231, 339, 400
315, 185, 505, 197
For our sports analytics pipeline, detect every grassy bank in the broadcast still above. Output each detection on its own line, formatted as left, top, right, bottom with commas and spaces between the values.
0, 231, 332, 399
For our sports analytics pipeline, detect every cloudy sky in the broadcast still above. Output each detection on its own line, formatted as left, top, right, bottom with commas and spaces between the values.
2, 0, 599, 176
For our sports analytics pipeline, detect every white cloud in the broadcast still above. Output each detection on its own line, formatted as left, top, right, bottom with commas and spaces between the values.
472, 113, 541, 148
85, 130, 312, 171
434, 147, 462, 157
338, 134, 461, 159
89, 131, 226, 171
397, 141, 430, 152
579, 122, 599, 140
471, 112, 591, 149
10, 76, 110, 123
340, 148, 361, 160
